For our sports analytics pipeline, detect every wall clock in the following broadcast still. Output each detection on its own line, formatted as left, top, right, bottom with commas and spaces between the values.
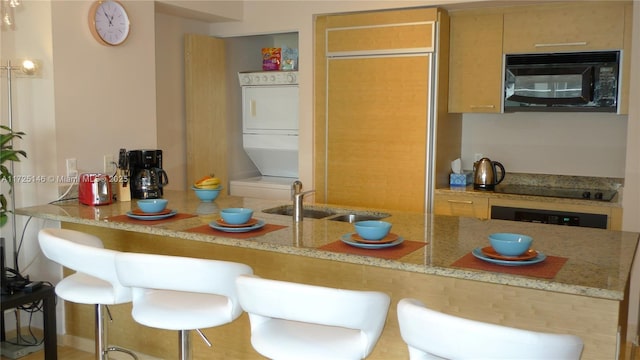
88, 0, 130, 46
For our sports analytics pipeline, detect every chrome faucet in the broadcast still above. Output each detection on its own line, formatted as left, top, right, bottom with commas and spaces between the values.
292, 180, 315, 222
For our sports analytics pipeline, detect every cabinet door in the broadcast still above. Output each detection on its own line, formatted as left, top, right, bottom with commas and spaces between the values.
448, 12, 503, 113
327, 21, 434, 54
185, 34, 227, 190
503, 3, 625, 54
434, 193, 489, 219
326, 55, 430, 212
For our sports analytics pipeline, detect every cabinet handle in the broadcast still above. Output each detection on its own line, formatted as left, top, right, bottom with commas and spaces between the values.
534, 41, 588, 48
470, 105, 495, 109
250, 100, 256, 117
447, 200, 473, 204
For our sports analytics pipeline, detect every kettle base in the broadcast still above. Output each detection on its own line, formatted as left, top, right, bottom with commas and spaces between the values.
474, 184, 495, 191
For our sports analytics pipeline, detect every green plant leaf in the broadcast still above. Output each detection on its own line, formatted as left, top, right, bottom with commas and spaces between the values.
1, 125, 27, 228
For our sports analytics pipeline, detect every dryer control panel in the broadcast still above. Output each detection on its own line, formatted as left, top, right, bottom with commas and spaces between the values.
238, 71, 298, 86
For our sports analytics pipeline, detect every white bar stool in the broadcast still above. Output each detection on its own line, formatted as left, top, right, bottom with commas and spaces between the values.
235, 274, 391, 360
37, 228, 137, 360
114, 252, 253, 360
397, 298, 584, 359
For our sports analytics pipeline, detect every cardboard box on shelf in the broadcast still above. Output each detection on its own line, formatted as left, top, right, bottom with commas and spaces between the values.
262, 48, 281, 71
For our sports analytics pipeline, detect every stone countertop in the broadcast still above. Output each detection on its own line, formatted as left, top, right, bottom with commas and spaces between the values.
16, 190, 638, 301
435, 186, 623, 208
436, 172, 624, 208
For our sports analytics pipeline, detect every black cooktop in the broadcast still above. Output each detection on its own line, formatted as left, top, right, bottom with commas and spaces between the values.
494, 184, 617, 202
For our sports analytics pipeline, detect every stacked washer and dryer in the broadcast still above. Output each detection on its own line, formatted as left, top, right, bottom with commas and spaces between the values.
230, 71, 299, 200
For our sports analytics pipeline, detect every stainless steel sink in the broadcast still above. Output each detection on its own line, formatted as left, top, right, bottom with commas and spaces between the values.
262, 205, 337, 219
262, 205, 389, 222
328, 213, 390, 223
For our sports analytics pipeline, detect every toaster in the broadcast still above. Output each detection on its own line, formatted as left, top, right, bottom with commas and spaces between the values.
78, 173, 113, 206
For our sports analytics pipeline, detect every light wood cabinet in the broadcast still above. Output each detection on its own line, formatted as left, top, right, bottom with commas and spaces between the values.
185, 34, 228, 190
448, 11, 503, 113
434, 192, 489, 219
315, 8, 461, 212
503, 2, 625, 54
434, 191, 622, 230
448, 2, 630, 114
326, 19, 435, 54
326, 55, 430, 211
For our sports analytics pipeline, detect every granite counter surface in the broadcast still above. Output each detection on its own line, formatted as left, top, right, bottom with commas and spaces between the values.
437, 172, 624, 207
435, 187, 623, 208
16, 190, 638, 301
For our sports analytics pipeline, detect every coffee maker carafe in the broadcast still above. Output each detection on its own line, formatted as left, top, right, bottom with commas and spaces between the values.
128, 149, 169, 199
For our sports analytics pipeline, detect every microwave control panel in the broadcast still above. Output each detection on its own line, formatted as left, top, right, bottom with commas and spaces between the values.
595, 66, 618, 105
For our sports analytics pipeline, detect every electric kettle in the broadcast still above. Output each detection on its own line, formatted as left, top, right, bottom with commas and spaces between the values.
473, 157, 505, 190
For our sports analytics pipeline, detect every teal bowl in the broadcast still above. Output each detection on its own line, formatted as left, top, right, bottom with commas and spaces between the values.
137, 199, 168, 213
220, 208, 253, 225
489, 233, 533, 256
192, 186, 222, 202
354, 220, 392, 240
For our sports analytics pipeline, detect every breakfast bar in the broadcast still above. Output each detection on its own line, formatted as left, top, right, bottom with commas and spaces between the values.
17, 190, 639, 360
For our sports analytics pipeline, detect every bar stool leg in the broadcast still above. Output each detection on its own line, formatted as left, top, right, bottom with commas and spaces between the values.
178, 330, 192, 360
96, 304, 106, 360
95, 304, 138, 360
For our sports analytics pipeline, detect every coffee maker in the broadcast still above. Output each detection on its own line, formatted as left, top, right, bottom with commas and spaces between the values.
128, 149, 169, 199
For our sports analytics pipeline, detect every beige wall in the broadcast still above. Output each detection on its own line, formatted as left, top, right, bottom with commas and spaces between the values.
50, 1, 158, 175
622, 0, 640, 339
623, 2, 640, 233
461, 112, 628, 178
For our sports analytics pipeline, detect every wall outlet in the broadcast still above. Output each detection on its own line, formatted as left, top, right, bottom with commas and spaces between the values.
103, 154, 116, 174
66, 158, 77, 177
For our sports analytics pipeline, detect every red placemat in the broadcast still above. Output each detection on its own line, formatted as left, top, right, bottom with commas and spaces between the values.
184, 223, 287, 239
451, 252, 568, 279
318, 239, 427, 260
107, 213, 197, 225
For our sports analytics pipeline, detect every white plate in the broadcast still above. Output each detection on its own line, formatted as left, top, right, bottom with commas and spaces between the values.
126, 210, 177, 220
471, 247, 546, 266
209, 220, 265, 233
340, 233, 404, 249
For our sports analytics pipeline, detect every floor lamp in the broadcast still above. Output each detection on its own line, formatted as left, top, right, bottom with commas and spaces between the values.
1, 59, 40, 360
1, 58, 37, 272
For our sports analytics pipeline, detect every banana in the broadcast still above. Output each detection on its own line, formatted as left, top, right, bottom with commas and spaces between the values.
194, 175, 221, 188
196, 184, 220, 190
193, 175, 220, 187
200, 178, 220, 186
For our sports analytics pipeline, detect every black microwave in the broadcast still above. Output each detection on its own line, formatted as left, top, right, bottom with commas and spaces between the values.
504, 51, 620, 112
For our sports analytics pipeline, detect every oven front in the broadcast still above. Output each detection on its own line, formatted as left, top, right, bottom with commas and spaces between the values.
490, 205, 608, 229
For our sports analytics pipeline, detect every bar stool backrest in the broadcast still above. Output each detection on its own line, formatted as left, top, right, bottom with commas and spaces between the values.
115, 252, 253, 320
236, 274, 391, 358
38, 228, 130, 303
397, 298, 584, 360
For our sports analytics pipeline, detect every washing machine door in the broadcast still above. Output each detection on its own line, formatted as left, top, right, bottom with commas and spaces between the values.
242, 85, 299, 135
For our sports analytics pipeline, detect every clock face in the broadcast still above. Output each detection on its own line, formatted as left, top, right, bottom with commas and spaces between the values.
89, 1, 130, 46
